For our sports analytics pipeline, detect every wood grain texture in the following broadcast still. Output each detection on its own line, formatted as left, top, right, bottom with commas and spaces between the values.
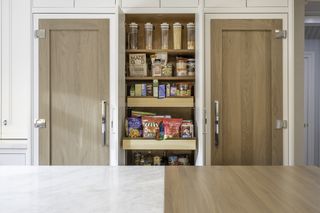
165, 166, 320, 213
39, 19, 109, 165
211, 20, 283, 165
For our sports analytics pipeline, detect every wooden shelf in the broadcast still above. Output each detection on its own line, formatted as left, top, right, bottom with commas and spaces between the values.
126, 76, 195, 81
127, 97, 194, 108
123, 138, 196, 150
126, 49, 195, 55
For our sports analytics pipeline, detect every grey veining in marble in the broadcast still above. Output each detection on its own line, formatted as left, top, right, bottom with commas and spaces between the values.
0, 166, 164, 213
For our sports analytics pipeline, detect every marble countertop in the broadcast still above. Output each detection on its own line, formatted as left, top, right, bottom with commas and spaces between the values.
0, 166, 164, 213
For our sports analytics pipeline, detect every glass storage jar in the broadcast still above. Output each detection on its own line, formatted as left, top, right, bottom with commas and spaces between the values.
145, 23, 153, 50
128, 22, 138, 49
187, 23, 195, 50
173, 22, 182, 50
187, 58, 195, 76
161, 23, 169, 49
176, 58, 187, 76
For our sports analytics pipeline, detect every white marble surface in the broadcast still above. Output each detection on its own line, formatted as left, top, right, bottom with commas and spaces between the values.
0, 166, 164, 213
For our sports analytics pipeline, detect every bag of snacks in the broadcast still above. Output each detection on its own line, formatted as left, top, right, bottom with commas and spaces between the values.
181, 120, 194, 138
142, 117, 162, 139
126, 117, 142, 138
163, 118, 183, 139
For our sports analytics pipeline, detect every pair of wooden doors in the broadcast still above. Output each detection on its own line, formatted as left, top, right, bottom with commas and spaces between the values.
211, 19, 284, 165
37, 20, 110, 165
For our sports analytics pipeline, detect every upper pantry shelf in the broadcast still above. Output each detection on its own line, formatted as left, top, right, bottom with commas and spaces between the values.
126, 49, 195, 55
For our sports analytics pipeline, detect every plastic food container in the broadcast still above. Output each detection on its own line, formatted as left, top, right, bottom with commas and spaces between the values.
145, 23, 153, 50
176, 58, 187, 76
173, 22, 182, 50
187, 58, 195, 76
187, 22, 195, 50
128, 22, 138, 49
161, 23, 169, 49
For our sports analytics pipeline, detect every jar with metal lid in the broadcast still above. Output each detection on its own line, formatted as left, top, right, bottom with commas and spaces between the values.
187, 23, 195, 50
187, 58, 195, 76
176, 58, 187, 76
178, 83, 189, 96
161, 23, 169, 49
152, 59, 162, 77
173, 22, 182, 50
128, 22, 138, 49
145, 23, 153, 50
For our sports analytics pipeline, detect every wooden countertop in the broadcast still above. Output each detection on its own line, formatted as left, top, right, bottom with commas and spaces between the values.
165, 166, 320, 213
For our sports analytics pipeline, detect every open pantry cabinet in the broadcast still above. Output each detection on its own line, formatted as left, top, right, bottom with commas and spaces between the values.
119, 13, 204, 166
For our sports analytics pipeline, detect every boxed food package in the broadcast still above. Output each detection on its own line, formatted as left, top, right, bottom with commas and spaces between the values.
142, 117, 162, 139
159, 84, 166, 99
163, 118, 183, 139
135, 84, 142, 96
131, 111, 156, 117
181, 120, 194, 138
126, 117, 143, 138
129, 54, 147, 77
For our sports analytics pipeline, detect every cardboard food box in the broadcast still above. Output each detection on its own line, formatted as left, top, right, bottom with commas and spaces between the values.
129, 54, 147, 77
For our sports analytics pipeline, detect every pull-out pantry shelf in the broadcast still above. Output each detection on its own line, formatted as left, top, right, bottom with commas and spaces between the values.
127, 97, 194, 108
122, 138, 196, 150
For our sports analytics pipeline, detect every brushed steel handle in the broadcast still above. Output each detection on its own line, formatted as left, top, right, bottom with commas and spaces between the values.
214, 101, 219, 146
34, 119, 46, 128
101, 100, 108, 146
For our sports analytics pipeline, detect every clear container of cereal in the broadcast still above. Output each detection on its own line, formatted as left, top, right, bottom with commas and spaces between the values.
187, 23, 195, 50
161, 23, 169, 50
128, 22, 138, 49
145, 23, 153, 50
173, 22, 182, 50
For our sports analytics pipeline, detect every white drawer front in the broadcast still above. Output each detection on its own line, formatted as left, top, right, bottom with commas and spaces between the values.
161, 0, 198, 8
0, 154, 26, 165
205, 0, 246, 8
122, 0, 160, 8
247, 0, 288, 7
33, 0, 74, 7
75, 0, 115, 7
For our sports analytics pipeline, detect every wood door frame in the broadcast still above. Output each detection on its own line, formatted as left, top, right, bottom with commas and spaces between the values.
205, 14, 290, 165
304, 51, 316, 165
32, 14, 119, 166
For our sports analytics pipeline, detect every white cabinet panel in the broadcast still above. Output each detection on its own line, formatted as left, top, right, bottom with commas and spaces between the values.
247, 0, 288, 7
33, 0, 74, 8
161, 0, 198, 8
122, 0, 160, 8
0, 153, 26, 165
75, 0, 115, 8
205, 0, 246, 8
1, 0, 30, 139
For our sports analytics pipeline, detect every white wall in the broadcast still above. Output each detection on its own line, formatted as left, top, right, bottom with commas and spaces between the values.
305, 39, 320, 166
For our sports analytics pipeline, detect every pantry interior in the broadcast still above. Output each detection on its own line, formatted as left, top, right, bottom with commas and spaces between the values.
122, 14, 197, 166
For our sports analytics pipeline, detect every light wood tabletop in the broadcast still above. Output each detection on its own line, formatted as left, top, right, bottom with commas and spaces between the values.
165, 166, 320, 213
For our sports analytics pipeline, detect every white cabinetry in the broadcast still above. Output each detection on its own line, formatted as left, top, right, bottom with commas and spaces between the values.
161, 0, 198, 8
247, 0, 288, 7
1, 0, 31, 139
205, 0, 288, 8
122, 0, 160, 8
205, 0, 246, 8
0, 141, 28, 165
33, 0, 74, 8
75, 0, 115, 8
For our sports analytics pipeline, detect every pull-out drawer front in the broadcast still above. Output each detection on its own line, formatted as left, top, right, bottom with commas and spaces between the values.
161, 0, 198, 8
33, 0, 74, 7
75, 0, 115, 8
247, 0, 288, 7
205, 0, 246, 8
0, 141, 28, 165
122, 0, 160, 8
0, 153, 26, 165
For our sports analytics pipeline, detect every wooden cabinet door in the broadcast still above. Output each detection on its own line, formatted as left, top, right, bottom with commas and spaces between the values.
1, 0, 31, 139
211, 19, 283, 165
38, 20, 110, 165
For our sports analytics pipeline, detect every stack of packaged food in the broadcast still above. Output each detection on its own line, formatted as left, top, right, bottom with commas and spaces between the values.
133, 151, 191, 166
126, 111, 194, 139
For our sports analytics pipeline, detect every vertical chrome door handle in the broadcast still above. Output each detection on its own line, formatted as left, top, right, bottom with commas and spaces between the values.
34, 119, 46, 128
214, 101, 220, 146
101, 100, 108, 146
